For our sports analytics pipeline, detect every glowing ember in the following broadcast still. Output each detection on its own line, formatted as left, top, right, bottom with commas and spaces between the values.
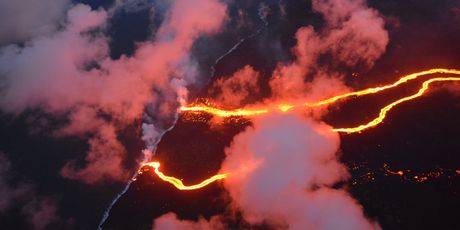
141, 161, 227, 190
351, 162, 460, 185
384, 164, 405, 176
380, 163, 458, 183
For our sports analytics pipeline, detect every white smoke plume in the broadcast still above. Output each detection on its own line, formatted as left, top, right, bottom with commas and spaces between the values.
150, 113, 379, 230
0, 0, 228, 184
220, 113, 379, 229
0, 0, 70, 45
270, 0, 389, 101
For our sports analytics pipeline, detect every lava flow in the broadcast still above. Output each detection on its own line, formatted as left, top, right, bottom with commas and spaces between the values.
180, 105, 268, 117
304, 68, 460, 107
180, 68, 460, 133
140, 162, 227, 190
144, 69, 460, 191
332, 77, 460, 133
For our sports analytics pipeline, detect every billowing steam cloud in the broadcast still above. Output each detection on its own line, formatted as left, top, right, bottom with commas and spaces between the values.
0, 0, 70, 45
208, 65, 260, 108
151, 114, 379, 230
0, 0, 227, 184
270, 0, 388, 102
220, 113, 378, 229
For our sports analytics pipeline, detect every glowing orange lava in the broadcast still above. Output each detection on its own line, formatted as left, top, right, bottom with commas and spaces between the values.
180, 68, 460, 133
305, 68, 460, 107
277, 104, 295, 112
180, 105, 268, 117
141, 161, 227, 190
333, 77, 460, 133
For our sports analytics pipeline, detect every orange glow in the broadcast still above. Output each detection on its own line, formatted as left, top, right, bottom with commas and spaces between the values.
333, 77, 460, 133
180, 68, 460, 134
180, 105, 268, 117
380, 163, 455, 183
413, 176, 428, 182
384, 163, 405, 176
277, 104, 295, 112
141, 161, 227, 190
305, 68, 460, 107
